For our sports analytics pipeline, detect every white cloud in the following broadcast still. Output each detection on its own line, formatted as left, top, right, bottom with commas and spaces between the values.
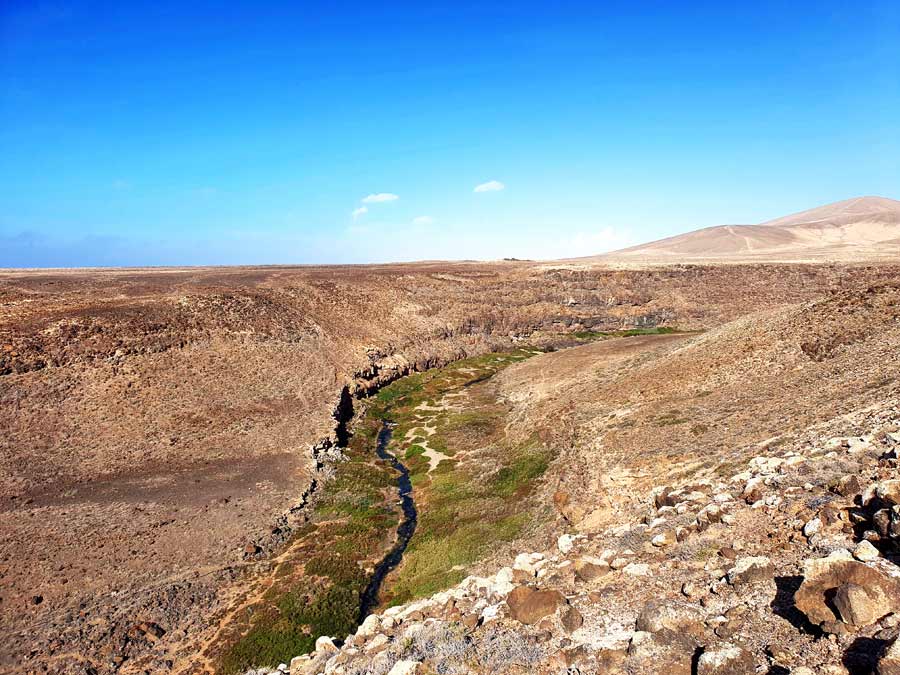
352, 206, 368, 219
473, 180, 505, 193
362, 192, 399, 203
412, 215, 434, 225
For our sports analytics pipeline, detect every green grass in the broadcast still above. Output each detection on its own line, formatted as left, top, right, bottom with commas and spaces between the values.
405, 444, 426, 459
219, 419, 400, 673
492, 448, 552, 497
359, 348, 554, 607
572, 326, 678, 340
218, 347, 551, 673
220, 580, 367, 673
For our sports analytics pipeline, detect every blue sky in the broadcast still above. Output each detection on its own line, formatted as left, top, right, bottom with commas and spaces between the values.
1, 1, 898, 267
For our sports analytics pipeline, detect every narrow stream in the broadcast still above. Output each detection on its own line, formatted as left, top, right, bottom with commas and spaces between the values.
357, 421, 418, 621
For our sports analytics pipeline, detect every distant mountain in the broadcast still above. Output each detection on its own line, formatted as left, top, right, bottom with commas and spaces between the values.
599, 196, 900, 263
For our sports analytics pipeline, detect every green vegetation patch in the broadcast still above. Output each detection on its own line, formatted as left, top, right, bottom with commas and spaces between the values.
367, 351, 553, 607
572, 326, 678, 340
405, 444, 426, 459
219, 347, 550, 672
492, 447, 552, 497
219, 423, 400, 673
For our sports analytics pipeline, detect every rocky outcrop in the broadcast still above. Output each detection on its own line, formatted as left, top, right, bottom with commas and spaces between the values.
726, 557, 773, 588
627, 629, 698, 675
795, 554, 900, 632
504, 586, 566, 625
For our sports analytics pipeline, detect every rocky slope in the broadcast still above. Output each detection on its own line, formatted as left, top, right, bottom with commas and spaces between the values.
286, 413, 900, 675
257, 283, 900, 675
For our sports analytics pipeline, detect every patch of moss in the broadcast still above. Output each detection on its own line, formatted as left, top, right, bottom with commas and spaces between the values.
492, 448, 552, 497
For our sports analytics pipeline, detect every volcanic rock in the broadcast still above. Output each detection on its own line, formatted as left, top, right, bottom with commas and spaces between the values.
726, 557, 773, 587
878, 637, 900, 675
627, 629, 698, 675
635, 600, 704, 635
795, 556, 900, 631
696, 645, 756, 675
505, 586, 566, 625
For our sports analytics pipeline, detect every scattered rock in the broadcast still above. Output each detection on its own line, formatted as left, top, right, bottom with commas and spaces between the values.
834, 582, 888, 627
357, 614, 380, 637
726, 556, 773, 587
834, 474, 862, 497
696, 645, 756, 675
561, 605, 583, 633
795, 556, 900, 631
652, 529, 677, 547
387, 660, 421, 675
635, 600, 703, 635
364, 633, 389, 653
315, 635, 339, 653
875, 480, 900, 506
653, 486, 678, 509
505, 586, 566, 625
627, 629, 697, 675
623, 562, 651, 577
512, 552, 544, 577
682, 581, 700, 598
557, 534, 576, 554
853, 540, 880, 562
291, 652, 330, 675
803, 518, 822, 537
573, 556, 610, 582
742, 477, 765, 504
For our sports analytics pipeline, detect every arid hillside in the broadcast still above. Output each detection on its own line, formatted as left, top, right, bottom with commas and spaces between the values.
1, 261, 899, 674
295, 282, 900, 675
596, 196, 900, 263
497, 282, 900, 527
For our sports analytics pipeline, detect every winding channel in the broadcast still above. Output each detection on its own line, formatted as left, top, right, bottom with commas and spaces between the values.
357, 421, 418, 621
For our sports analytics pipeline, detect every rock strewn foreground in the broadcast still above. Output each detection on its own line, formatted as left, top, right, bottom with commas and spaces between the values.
279, 413, 900, 675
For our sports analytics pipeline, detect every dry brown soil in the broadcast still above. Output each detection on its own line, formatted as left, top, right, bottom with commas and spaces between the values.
1, 261, 898, 673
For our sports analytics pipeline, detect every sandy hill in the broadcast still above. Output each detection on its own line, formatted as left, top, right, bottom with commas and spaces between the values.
599, 195, 900, 263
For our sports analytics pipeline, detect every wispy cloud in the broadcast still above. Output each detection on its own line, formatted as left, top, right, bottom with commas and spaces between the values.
412, 215, 434, 225
362, 192, 399, 203
473, 180, 505, 193
112, 179, 132, 191
352, 206, 368, 219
